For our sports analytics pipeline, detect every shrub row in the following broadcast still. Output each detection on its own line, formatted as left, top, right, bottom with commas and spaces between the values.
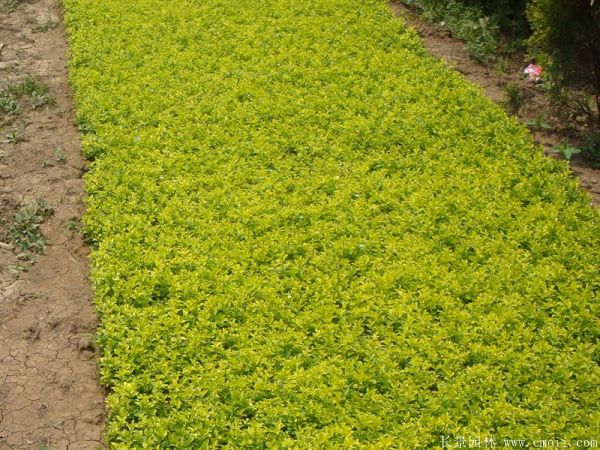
64, 0, 600, 447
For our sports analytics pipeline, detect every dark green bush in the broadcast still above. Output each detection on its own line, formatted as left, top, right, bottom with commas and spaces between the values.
409, 0, 500, 62
414, 0, 528, 35
527, 0, 600, 123
583, 132, 600, 167
408, 0, 528, 62
472, 0, 528, 27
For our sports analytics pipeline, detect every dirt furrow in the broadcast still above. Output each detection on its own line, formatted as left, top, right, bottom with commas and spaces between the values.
0, 0, 105, 448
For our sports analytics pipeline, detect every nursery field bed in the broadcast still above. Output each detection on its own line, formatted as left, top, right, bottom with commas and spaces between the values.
0, 0, 105, 448
64, 0, 599, 448
389, 1, 600, 206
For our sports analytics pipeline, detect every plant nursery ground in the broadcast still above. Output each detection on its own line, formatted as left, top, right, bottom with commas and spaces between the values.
62, 0, 599, 448
1, 0, 599, 448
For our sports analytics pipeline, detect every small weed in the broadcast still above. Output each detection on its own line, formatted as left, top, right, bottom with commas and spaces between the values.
52, 146, 67, 163
504, 83, 525, 115
66, 216, 82, 231
3, 126, 25, 144
38, 443, 54, 450
8, 262, 28, 276
16, 251, 34, 262
8, 75, 55, 110
8, 197, 54, 254
32, 14, 58, 33
463, 16, 498, 63
493, 57, 511, 76
0, 91, 20, 116
43, 147, 67, 167
15, 76, 43, 97
0, 76, 54, 122
524, 115, 553, 132
31, 91, 54, 109
2, 0, 22, 12
550, 141, 582, 161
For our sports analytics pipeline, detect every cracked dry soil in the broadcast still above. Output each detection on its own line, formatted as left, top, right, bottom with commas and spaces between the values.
1, 1, 105, 449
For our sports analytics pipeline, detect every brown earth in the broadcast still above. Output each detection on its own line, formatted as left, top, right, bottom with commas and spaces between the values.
0, 0, 105, 449
389, 1, 600, 206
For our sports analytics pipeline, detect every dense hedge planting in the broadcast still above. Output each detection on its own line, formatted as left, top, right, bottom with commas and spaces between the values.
64, 0, 600, 447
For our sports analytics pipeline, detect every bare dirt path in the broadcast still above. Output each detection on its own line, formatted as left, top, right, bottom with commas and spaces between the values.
390, 1, 600, 206
0, 0, 105, 448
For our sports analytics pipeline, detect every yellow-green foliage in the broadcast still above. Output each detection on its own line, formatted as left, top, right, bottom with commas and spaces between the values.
63, 0, 599, 447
